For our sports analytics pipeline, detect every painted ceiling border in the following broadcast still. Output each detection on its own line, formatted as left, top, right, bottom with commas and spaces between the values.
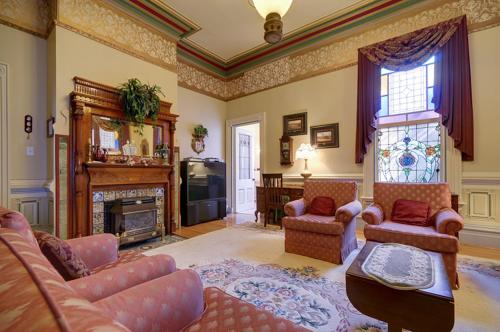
176, 0, 418, 77
116, 0, 201, 38
177, 0, 500, 101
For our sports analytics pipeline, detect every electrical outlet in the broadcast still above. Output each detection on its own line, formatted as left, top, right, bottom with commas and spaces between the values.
26, 146, 34, 156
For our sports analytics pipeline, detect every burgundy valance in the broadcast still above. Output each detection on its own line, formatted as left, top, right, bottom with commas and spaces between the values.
355, 15, 474, 163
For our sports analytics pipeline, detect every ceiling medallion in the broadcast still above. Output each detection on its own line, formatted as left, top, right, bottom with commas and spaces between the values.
250, 0, 293, 44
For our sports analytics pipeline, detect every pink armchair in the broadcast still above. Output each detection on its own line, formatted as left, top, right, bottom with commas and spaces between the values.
0, 206, 176, 301
361, 182, 464, 288
283, 180, 362, 264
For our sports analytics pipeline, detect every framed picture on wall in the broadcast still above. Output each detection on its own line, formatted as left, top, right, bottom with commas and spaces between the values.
310, 123, 339, 149
283, 112, 307, 136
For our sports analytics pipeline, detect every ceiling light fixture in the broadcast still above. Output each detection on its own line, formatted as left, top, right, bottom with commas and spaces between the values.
251, 0, 293, 44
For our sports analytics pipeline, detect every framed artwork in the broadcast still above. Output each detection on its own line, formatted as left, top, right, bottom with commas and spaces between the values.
310, 123, 339, 149
283, 112, 307, 136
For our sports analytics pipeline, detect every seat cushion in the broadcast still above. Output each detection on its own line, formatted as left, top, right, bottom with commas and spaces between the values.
391, 199, 431, 226
283, 214, 343, 235
364, 221, 459, 253
184, 287, 310, 332
35, 231, 91, 280
308, 196, 336, 216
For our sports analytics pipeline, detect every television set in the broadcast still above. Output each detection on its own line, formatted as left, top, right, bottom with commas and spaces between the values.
180, 159, 226, 226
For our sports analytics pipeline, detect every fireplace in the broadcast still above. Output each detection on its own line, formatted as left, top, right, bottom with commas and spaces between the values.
109, 197, 160, 245
69, 77, 177, 238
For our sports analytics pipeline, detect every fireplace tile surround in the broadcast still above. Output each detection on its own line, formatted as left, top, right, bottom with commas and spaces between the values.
92, 186, 165, 235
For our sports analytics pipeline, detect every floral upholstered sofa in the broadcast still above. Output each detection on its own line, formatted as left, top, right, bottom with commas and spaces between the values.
282, 180, 362, 264
361, 182, 464, 288
0, 207, 310, 331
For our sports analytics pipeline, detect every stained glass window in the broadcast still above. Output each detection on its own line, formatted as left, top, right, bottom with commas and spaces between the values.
377, 55, 442, 183
377, 122, 441, 183
380, 56, 435, 116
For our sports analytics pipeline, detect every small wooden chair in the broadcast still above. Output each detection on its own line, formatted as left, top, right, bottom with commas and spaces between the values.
262, 173, 284, 228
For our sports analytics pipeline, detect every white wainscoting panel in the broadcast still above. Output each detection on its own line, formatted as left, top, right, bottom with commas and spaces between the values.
9, 179, 51, 227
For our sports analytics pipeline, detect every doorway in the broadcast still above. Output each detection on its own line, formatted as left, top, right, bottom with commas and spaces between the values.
232, 122, 260, 214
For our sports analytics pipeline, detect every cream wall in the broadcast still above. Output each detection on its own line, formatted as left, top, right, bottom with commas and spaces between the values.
177, 87, 227, 160
0, 24, 48, 181
49, 26, 179, 237
463, 25, 500, 175
51, 26, 178, 137
227, 66, 363, 177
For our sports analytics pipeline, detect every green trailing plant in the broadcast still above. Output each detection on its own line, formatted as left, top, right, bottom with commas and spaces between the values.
117, 78, 164, 135
193, 125, 208, 138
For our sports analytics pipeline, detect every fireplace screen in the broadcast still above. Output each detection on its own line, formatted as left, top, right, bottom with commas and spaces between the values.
110, 197, 158, 244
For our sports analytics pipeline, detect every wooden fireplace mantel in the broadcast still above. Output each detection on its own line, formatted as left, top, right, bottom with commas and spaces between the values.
69, 77, 178, 238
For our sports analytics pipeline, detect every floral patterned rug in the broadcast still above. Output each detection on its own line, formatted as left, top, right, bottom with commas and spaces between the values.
146, 223, 500, 332
191, 259, 385, 331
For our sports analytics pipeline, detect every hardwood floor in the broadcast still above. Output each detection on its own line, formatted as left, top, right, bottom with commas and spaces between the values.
174, 214, 500, 260
173, 220, 227, 239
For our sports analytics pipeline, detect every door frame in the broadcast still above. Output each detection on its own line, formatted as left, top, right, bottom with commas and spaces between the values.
226, 113, 266, 213
0, 63, 8, 207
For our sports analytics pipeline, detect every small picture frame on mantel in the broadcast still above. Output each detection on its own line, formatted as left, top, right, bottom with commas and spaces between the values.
310, 123, 339, 149
283, 112, 307, 136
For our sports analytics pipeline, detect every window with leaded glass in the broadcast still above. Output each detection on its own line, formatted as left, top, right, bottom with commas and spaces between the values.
376, 55, 443, 183
380, 56, 435, 116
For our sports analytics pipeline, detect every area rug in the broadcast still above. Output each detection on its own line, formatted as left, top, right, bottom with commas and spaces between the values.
145, 223, 500, 331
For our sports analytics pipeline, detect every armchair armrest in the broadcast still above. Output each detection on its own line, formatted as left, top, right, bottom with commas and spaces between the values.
65, 233, 119, 270
361, 203, 384, 225
284, 198, 306, 217
435, 208, 464, 236
95, 269, 204, 332
68, 254, 176, 302
335, 200, 362, 224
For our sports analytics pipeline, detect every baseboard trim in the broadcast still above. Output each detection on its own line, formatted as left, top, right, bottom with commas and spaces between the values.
460, 228, 500, 249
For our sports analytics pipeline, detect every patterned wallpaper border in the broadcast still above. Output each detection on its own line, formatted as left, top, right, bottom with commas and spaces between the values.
57, 0, 177, 73
177, 0, 500, 101
0, 0, 498, 100
0, 0, 50, 37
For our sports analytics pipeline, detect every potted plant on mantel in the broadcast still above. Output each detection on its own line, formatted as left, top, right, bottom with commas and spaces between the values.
191, 125, 208, 155
117, 78, 164, 135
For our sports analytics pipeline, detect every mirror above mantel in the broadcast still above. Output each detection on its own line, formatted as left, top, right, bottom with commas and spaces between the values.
91, 115, 163, 157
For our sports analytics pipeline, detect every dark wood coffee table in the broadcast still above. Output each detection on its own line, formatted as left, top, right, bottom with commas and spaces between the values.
346, 241, 454, 332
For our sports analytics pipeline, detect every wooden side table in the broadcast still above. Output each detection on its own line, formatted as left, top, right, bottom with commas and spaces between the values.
346, 241, 455, 332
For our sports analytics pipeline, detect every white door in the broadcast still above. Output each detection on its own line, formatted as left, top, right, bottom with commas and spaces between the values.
235, 127, 255, 213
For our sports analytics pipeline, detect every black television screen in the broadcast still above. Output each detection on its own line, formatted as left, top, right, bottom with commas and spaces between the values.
186, 161, 225, 201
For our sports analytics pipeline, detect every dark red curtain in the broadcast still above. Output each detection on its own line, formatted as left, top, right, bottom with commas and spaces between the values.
433, 17, 474, 161
355, 15, 473, 163
355, 53, 380, 163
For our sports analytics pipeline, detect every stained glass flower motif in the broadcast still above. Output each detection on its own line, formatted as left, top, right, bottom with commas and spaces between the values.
377, 123, 441, 183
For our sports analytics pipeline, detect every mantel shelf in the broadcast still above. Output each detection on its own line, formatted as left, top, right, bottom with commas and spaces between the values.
85, 162, 173, 169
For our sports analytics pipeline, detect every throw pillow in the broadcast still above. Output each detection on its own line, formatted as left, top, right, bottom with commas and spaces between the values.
391, 199, 431, 226
308, 196, 336, 216
34, 231, 91, 280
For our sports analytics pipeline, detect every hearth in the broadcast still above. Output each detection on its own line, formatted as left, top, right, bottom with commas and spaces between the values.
110, 197, 160, 245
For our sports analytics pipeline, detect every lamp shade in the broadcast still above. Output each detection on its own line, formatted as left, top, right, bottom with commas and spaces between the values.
252, 0, 293, 18
296, 143, 316, 160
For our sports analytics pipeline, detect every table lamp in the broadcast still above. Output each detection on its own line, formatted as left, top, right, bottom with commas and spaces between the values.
296, 143, 316, 179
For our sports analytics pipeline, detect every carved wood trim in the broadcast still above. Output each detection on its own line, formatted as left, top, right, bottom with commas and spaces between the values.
69, 77, 177, 238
